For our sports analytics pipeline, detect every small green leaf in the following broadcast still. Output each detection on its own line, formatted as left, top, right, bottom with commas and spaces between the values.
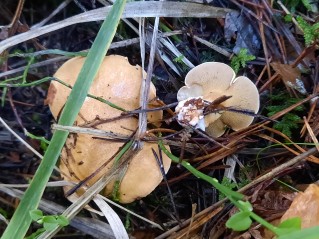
25, 228, 46, 239
226, 211, 252, 231
284, 14, 293, 22
277, 226, 319, 239
43, 222, 58, 231
230, 48, 255, 74
56, 215, 69, 227
278, 217, 301, 230
276, 217, 301, 235
42, 216, 58, 231
29, 209, 43, 221
42, 216, 58, 223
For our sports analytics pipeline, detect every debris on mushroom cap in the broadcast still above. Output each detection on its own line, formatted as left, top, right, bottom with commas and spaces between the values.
177, 62, 259, 137
175, 97, 206, 130
48, 55, 171, 203
60, 135, 171, 203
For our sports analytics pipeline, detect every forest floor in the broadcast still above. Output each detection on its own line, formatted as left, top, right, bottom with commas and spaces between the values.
0, 0, 319, 238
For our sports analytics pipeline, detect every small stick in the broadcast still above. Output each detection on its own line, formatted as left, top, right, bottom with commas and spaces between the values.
303, 116, 319, 153
152, 147, 181, 224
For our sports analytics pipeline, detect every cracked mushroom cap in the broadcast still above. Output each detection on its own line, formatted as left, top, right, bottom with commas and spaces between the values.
47, 55, 171, 203
177, 62, 259, 137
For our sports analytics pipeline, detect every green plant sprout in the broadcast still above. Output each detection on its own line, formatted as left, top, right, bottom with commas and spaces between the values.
173, 55, 185, 63
0, 54, 35, 106
26, 209, 69, 239
173, 54, 191, 73
8, 49, 87, 58
296, 16, 319, 46
220, 177, 241, 200
158, 140, 319, 238
219, 176, 250, 200
0, 76, 126, 112
199, 50, 215, 63
159, 22, 181, 43
230, 48, 255, 74
267, 94, 305, 138
284, 13, 293, 22
25, 132, 50, 152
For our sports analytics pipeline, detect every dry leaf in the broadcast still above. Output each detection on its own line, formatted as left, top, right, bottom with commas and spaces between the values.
280, 184, 319, 228
271, 62, 306, 94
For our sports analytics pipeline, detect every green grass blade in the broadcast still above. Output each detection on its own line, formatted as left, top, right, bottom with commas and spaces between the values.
1, 1, 126, 238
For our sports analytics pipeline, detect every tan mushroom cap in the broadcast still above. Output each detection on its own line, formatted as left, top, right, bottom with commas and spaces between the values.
60, 134, 171, 203
48, 55, 161, 127
48, 55, 171, 203
177, 62, 236, 102
177, 62, 259, 137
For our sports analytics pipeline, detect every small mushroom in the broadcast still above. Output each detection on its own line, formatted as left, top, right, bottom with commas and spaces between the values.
177, 62, 259, 137
47, 55, 171, 203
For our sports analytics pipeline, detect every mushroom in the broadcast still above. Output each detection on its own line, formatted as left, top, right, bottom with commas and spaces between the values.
176, 62, 259, 137
47, 55, 171, 203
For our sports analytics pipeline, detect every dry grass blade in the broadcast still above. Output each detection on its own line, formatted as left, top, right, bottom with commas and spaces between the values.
238, 147, 319, 193
0, 1, 232, 54
93, 196, 129, 239
191, 35, 232, 57
137, 16, 160, 140
31, 0, 73, 28
52, 124, 130, 140
0, 181, 163, 231
0, 30, 182, 79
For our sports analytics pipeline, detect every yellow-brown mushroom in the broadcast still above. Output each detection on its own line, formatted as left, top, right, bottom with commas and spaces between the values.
47, 55, 171, 203
176, 62, 260, 137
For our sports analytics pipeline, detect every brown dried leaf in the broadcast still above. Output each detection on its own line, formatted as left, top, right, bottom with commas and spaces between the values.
270, 62, 306, 94
280, 184, 319, 228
